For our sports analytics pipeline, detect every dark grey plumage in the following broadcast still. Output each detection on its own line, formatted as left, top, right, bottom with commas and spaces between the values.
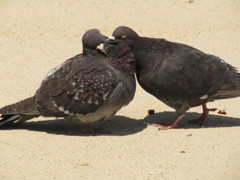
0, 29, 136, 134
112, 26, 240, 129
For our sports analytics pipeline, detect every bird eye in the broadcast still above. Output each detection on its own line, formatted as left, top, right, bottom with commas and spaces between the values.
121, 35, 128, 39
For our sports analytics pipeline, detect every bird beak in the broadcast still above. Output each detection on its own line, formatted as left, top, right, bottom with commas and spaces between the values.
96, 43, 107, 56
106, 35, 115, 41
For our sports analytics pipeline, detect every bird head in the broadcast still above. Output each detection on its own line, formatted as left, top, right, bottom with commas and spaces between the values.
82, 29, 108, 56
112, 26, 139, 42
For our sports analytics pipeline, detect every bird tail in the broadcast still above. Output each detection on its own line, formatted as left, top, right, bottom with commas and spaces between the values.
212, 80, 240, 100
0, 96, 41, 127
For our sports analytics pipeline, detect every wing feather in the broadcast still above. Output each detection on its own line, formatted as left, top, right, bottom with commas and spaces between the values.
36, 55, 118, 116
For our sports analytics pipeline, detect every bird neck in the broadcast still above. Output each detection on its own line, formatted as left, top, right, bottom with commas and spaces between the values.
133, 38, 166, 78
105, 52, 136, 74
83, 48, 99, 56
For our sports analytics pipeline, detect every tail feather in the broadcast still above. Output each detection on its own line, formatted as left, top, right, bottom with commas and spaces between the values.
211, 80, 240, 100
0, 96, 41, 127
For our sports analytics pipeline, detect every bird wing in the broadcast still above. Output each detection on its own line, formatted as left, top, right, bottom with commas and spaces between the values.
153, 45, 240, 100
36, 55, 118, 116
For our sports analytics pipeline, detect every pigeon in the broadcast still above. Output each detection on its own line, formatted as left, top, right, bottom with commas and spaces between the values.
0, 29, 136, 134
112, 26, 240, 129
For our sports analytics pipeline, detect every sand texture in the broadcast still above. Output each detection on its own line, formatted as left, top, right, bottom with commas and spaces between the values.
0, 0, 240, 179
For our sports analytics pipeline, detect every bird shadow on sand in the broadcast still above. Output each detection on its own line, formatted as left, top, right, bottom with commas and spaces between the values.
143, 111, 240, 129
1, 115, 147, 136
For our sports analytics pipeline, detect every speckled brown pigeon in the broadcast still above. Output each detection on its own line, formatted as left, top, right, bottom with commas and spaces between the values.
112, 26, 240, 129
0, 29, 136, 134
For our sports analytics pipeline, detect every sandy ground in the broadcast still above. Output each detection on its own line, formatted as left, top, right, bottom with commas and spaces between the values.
0, 0, 240, 179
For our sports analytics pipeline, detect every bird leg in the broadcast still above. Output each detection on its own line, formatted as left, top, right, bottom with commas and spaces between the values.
189, 104, 217, 125
82, 124, 109, 135
151, 114, 185, 130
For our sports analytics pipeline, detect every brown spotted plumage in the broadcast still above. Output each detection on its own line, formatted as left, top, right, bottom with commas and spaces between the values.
0, 29, 136, 134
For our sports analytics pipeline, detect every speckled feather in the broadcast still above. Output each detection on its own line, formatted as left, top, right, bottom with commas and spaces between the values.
36, 38, 136, 125
0, 29, 107, 125
36, 54, 118, 116
0, 29, 136, 129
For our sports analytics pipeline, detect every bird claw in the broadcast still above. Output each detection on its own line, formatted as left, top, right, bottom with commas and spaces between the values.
189, 104, 217, 126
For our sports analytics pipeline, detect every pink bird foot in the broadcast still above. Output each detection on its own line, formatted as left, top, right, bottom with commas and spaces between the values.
189, 104, 217, 125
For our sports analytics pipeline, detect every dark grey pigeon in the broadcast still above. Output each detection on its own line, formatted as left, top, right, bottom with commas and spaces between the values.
112, 26, 240, 130
0, 29, 136, 134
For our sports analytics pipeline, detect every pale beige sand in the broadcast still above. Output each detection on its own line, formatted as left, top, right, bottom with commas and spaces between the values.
0, 0, 240, 179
